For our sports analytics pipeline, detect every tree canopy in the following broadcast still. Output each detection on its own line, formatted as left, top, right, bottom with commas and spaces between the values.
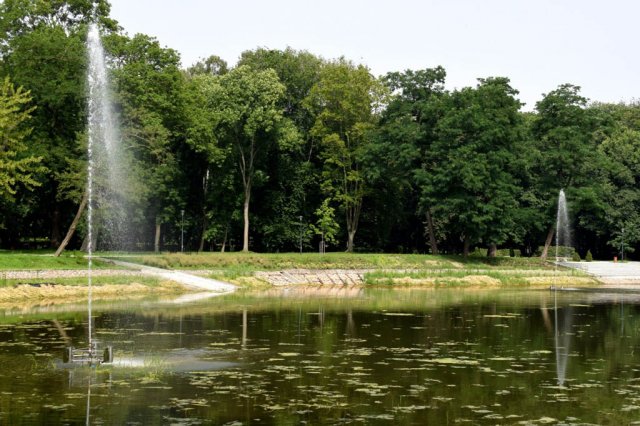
1, 1, 639, 260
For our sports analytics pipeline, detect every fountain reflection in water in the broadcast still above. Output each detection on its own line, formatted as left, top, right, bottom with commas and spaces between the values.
553, 189, 572, 386
554, 292, 573, 387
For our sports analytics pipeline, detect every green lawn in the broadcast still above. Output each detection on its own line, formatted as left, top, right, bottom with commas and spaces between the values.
0, 251, 116, 270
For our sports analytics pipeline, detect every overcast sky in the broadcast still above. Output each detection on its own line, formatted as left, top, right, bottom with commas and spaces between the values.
108, 0, 638, 110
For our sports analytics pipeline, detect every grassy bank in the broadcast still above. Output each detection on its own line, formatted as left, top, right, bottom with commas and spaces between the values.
363, 269, 597, 287
116, 252, 591, 288
0, 251, 118, 270
121, 252, 553, 271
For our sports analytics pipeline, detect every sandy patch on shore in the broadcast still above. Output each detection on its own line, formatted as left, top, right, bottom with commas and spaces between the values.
377, 274, 501, 287
524, 276, 598, 286
0, 281, 185, 305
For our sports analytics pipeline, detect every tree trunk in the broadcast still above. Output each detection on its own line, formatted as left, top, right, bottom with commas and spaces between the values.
51, 206, 62, 248
426, 208, 439, 255
199, 213, 208, 253
221, 226, 228, 253
346, 230, 356, 253
154, 220, 161, 253
80, 229, 97, 253
463, 236, 471, 257
242, 191, 250, 252
54, 192, 88, 257
541, 225, 555, 259
199, 168, 209, 253
487, 243, 497, 257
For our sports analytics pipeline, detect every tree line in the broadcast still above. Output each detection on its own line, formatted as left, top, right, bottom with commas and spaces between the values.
1, 0, 638, 259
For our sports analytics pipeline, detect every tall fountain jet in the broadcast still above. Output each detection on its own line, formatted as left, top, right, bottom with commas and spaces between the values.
64, 23, 118, 365
555, 189, 571, 261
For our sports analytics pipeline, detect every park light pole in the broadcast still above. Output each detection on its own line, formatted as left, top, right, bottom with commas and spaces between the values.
621, 227, 625, 261
180, 209, 185, 253
299, 215, 303, 254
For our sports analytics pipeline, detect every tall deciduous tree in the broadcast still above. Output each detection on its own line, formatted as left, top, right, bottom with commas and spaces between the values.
305, 59, 385, 252
367, 67, 447, 253
200, 65, 297, 252
238, 48, 323, 251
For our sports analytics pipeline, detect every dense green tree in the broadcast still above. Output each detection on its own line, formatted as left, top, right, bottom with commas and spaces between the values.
594, 102, 640, 257
424, 77, 524, 256
366, 67, 447, 253
0, 1, 116, 247
305, 59, 386, 252
531, 84, 600, 258
105, 32, 188, 250
0, 0, 115, 50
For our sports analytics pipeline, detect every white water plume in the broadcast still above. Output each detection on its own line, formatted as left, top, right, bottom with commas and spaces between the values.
86, 23, 131, 251
555, 189, 571, 260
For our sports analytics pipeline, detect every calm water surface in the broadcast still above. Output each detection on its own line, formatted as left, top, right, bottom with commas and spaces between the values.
1, 288, 640, 425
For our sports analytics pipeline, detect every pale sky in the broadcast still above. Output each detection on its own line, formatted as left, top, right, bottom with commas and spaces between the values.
108, 0, 638, 110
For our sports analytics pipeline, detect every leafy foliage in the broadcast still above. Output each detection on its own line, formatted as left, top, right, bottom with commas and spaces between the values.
0, 2, 639, 259
0, 77, 44, 201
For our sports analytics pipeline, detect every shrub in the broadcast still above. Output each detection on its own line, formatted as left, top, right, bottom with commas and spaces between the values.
572, 252, 581, 261
585, 250, 593, 262
535, 245, 574, 258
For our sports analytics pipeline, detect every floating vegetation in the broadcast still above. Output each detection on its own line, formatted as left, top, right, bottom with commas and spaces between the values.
382, 312, 414, 316
422, 358, 479, 366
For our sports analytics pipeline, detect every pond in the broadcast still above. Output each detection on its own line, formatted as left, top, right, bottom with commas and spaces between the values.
1, 287, 639, 424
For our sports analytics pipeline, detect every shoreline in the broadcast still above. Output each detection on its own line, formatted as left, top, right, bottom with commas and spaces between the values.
0, 266, 600, 302
1, 259, 639, 308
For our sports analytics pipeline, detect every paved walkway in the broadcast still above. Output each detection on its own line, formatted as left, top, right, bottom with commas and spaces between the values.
106, 259, 236, 293
560, 261, 640, 287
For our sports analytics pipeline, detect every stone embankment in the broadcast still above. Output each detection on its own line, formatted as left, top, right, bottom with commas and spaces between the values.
1, 269, 140, 280
255, 269, 370, 286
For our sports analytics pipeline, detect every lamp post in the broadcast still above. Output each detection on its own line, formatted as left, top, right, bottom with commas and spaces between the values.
180, 209, 185, 253
299, 215, 303, 254
621, 227, 625, 261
